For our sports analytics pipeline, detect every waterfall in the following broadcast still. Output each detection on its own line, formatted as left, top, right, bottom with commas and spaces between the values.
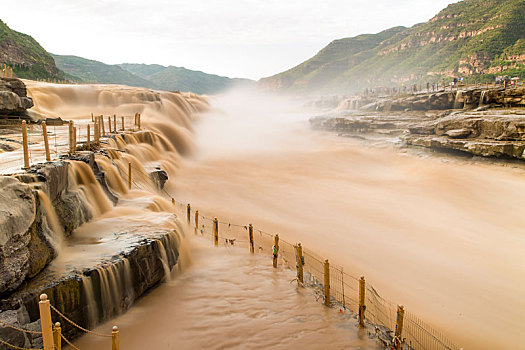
36, 190, 64, 251
156, 239, 172, 282
81, 275, 98, 328
453, 90, 464, 109
479, 90, 488, 107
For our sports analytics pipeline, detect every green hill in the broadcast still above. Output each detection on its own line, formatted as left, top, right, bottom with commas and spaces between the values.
259, 0, 525, 94
52, 55, 157, 88
118, 63, 252, 94
0, 20, 66, 80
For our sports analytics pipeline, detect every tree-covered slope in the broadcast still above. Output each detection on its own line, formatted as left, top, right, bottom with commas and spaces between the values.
0, 20, 66, 80
119, 63, 252, 94
52, 55, 158, 88
259, 0, 525, 94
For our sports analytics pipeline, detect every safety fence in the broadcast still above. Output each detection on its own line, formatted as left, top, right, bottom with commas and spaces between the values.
0, 113, 142, 174
0, 294, 119, 350
161, 194, 461, 350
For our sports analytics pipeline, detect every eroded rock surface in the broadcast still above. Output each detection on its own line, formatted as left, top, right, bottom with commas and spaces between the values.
0, 78, 33, 117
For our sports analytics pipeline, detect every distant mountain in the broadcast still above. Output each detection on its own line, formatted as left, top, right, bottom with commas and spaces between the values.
259, 0, 525, 94
52, 55, 157, 88
0, 20, 66, 80
118, 63, 253, 94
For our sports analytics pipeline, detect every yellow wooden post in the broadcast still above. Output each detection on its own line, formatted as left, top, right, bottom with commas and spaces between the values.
186, 204, 191, 224
359, 276, 366, 326
112, 326, 120, 350
137, 113, 141, 129
68, 121, 74, 154
108, 116, 112, 134
213, 218, 219, 246
101, 115, 106, 136
195, 210, 199, 235
42, 122, 51, 162
94, 122, 99, 145
395, 305, 405, 338
324, 259, 330, 306
87, 124, 91, 150
121, 116, 125, 131
248, 224, 254, 254
53, 322, 61, 350
73, 127, 77, 153
39, 294, 55, 350
171, 197, 175, 207
128, 162, 132, 190
91, 113, 94, 122
296, 243, 304, 283
113, 115, 117, 133
21, 120, 30, 170
273, 234, 279, 268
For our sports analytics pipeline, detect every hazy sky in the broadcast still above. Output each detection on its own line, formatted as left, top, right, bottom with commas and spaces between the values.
3, 0, 459, 80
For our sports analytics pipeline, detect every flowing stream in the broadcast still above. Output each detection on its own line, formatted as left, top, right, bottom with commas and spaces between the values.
8, 83, 523, 349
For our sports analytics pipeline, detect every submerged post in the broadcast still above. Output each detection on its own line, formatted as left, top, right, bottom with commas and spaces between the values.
248, 224, 254, 254
296, 243, 304, 283
359, 276, 366, 326
68, 120, 74, 154
112, 326, 120, 350
186, 204, 191, 224
195, 210, 199, 235
39, 294, 54, 350
273, 234, 279, 268
42, 122, 51, 162
324, 259, 330, 306
87, 124, 91, 150
395, 305, 405, 339
22, 120, 30, 170
53, 322, 61, 350
128, 162, 132, 190
171, 197, 175, 207
213, 218, 219, 246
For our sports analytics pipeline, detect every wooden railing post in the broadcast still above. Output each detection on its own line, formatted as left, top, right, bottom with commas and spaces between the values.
68, 120, 74, 154
42, 121, 51, 162
324, 260, 330, 306
186, 204, 191, 224
121, 116, 125, 131
128, 162, 132, 190
359, 276, 366, 326
273, 234, 279, 268
107, 116, 112, 134
112, 326, 120, 350
53, 322, 61, 350
137, 113, 141, 129
101, 115, 106, 136
395, 305, 405, 339
248, 224, 254, 254
195, 210, 199, 235
87, 124, 91, 150
213, 218, 219, 246
39, 294, 55, 350
113, 115, 117, 133
73, 126, 77, 153
296, 243, 304, 283
22, 120, 30, 170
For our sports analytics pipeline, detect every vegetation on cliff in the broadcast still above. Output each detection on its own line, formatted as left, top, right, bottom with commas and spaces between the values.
259, 0, 525, 94
0, 20, 66, 80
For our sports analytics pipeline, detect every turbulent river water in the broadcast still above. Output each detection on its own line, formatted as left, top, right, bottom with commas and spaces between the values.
22, 83, 525, 349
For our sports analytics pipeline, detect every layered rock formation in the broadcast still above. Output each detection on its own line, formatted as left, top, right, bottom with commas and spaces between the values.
0, 78, 33, 117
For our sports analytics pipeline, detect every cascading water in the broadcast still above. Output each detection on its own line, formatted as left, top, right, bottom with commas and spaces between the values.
479, 90, 488, 107
453, 90, 464, 109
36, 190, 65, 250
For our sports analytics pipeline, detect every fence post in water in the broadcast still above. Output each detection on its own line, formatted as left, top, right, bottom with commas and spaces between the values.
359, 276, 366, 326
53, 322, 61, 350
195, 210, 199, 235
171, 197, 175, 207
324, 260, 330, 306
395, 305, 405, 339
101, 115, 106, 136
296, 243, 304, 283
113, 115, 117, 133
248, 224, 254, 254
91, 112, 94, 122
38, 294, 55, 350
137, 113, 141, 129
68, 120, 74, 154
73, 127, 77, 153
22, 120, 30, 170
87, 124, 91, 150
187, 204, 191, 224
112, 326, 120, 350
42, 121, 51, 162
121, 116, 125, 131
213, 218, 219, 246
128, 162, 132, 190
107, 116, 112, 134
273, 234, 279, 268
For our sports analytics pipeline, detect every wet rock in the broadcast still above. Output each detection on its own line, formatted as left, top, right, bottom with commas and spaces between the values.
150, 168, 168, 190
0, 310, 31, 348
0, 78, 33, 117
0, 177, 35, 294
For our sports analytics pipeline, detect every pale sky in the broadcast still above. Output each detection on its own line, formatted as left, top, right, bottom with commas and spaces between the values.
3, 0, 459, 80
